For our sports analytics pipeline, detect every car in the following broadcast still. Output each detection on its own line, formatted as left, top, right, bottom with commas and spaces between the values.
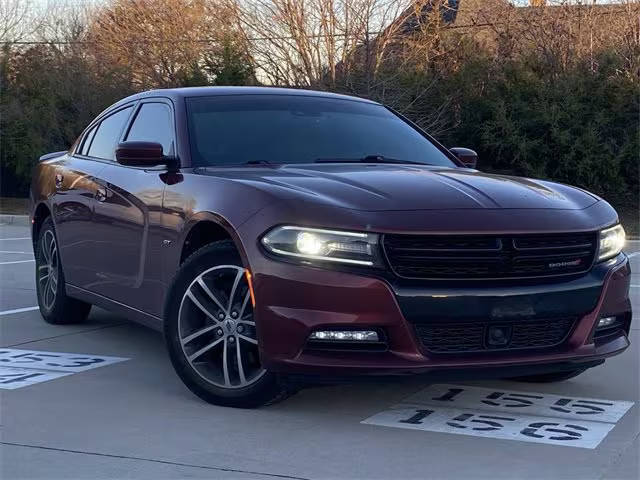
30, 87, 632, 408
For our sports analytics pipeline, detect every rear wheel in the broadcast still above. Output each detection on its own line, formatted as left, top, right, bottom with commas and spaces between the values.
509, 368, 588, 383
164, 241, 293, 408
35, 217, 92, 324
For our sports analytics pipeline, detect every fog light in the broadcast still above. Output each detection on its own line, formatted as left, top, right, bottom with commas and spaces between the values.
309, 330, 379, 342
597, 316, 617, 329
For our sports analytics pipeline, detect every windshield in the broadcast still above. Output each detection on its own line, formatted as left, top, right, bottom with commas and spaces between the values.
186, 95, 457, 167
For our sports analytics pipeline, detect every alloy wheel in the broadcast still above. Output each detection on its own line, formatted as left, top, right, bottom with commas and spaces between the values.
38, 230, 58, 311
178, 265, 265, 389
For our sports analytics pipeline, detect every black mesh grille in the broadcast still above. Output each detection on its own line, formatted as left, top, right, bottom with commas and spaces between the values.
383, 232, 597, 279
415, 317, 576, 354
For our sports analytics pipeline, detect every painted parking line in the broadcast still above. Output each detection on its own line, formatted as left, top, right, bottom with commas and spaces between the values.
0, 260, 34, 265
0, 348, 129, 389
0, 251, 33, 254
0, 306, 40, 316
0, 237, 31, 241
362, 384, 634, 449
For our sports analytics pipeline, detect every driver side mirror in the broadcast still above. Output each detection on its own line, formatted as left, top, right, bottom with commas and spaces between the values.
116, 141, 172, 168
450, 147, 478, 169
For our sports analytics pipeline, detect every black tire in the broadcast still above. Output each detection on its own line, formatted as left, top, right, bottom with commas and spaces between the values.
509, 368, 588, 383
164, 240, 293, 408
35, 217, 92, 325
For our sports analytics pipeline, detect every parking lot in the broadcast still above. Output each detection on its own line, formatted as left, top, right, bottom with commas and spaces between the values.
1, 222, 638, 480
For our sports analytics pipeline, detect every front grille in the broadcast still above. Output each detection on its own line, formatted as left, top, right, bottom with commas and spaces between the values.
415, 317, 576, 354
383, 232, 597, 279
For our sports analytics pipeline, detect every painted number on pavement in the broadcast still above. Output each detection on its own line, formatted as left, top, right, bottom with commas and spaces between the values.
0, 348, 128, 389
362, 384, 633, 449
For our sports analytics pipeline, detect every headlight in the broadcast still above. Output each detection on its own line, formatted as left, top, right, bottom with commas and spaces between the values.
261, 226, 382, 266
598, 224, 625, 262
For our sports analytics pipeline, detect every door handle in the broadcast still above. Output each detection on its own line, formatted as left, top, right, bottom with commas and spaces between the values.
95, 187, 107, 202
55, 173, 63, 189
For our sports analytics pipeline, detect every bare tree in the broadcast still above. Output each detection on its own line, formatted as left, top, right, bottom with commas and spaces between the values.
231, 0, 412, 87
87, 0, 246, 88
0, 0, 38, 42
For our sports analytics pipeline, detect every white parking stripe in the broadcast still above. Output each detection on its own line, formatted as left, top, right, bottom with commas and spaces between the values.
0, 237, 30, 241
0, 306, 40, 316
0, 251, 33, 254
0, 260, 34, 265
627, 251, 640, 258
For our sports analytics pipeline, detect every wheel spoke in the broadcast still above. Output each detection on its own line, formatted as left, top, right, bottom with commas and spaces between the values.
238, 291, 251, 320
236, 340, 246, 384
181, 324, 218, 345
227, 269, 244, 312
188, 337, 223, 362
42, 238, 50, 262
222, 340, 231, 386
186, 290, 220, 323
196, 278, 227, 314
239, 319, 255, 327
238, 334, 257, 345
44, 278, 53, 308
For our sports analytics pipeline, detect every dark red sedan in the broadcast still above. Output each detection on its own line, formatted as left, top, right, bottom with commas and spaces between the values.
30, 87, 631, 407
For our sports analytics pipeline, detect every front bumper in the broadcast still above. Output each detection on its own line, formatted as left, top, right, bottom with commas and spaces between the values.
252, 252, 631, 377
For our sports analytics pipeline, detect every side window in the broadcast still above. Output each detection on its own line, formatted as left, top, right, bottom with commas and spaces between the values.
126, 103, 174, 155
79, 124, 98, 156
87, 107, 132, 160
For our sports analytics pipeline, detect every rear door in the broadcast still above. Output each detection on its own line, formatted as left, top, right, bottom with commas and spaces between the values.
90, 99, 175, 316
54, 105, 134, 289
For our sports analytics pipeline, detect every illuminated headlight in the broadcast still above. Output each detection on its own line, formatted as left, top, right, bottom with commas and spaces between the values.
261, 226, 381, 266
598, 224, 625, 262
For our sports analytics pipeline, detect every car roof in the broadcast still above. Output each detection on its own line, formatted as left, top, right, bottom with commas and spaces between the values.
114, 86, 380, 108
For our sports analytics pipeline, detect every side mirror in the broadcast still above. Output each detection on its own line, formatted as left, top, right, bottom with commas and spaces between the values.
450, 147, 478, 169
115, 141, 167, 167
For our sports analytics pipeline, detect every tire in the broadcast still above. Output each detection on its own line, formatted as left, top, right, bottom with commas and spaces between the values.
509, 368, 588, 383
164, 240, 293, 408
35, 217, 92, 325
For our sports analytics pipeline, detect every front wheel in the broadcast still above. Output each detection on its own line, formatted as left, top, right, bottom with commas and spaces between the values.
164, 241, 293, 408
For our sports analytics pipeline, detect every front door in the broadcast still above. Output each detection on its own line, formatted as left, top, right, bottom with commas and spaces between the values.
90, 100, 175, 317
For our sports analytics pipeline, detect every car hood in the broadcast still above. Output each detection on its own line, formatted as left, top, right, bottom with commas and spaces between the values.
198, 164, 599, 211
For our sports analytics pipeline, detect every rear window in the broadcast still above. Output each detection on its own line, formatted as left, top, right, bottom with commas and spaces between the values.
186, 95, 455, 167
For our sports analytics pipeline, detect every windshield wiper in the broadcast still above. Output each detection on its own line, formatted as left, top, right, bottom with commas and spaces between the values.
314, 155, 428, 166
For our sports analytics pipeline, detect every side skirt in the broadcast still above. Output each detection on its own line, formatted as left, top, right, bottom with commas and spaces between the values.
66, 284, 163, 332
